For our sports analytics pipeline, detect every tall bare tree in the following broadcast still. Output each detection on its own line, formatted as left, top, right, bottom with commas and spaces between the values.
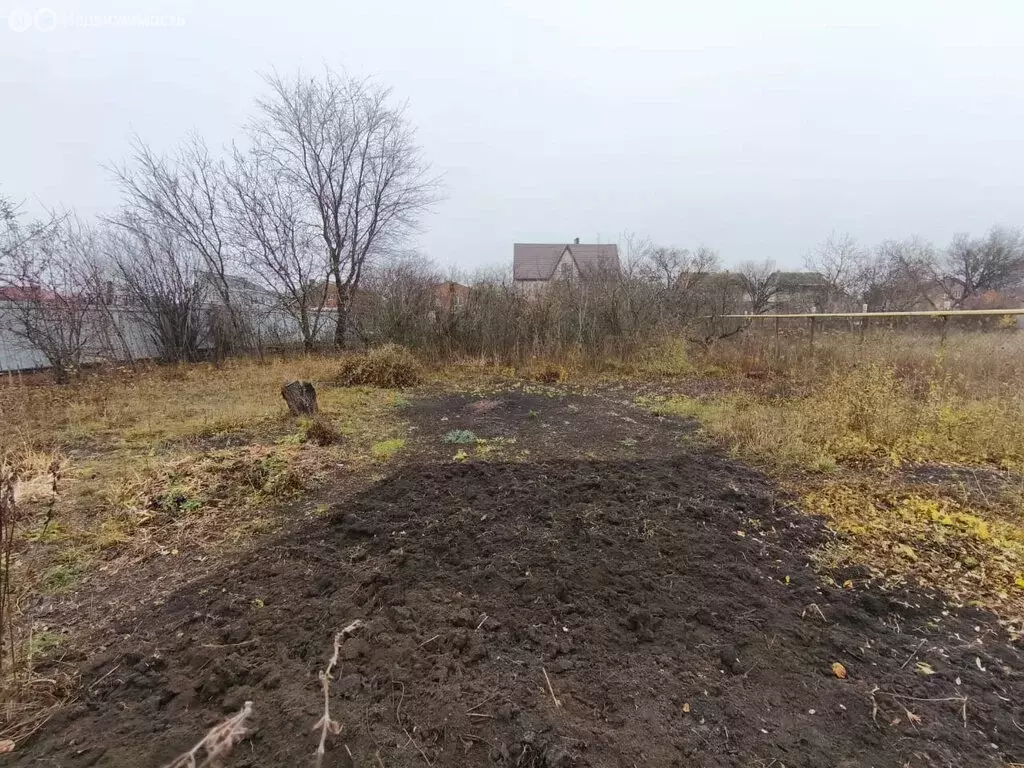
805, 232, 866, 304
863, 237, 937, 310
226, 147, 329, 350
252, 69, 438, 347
941, 227, 1024, 308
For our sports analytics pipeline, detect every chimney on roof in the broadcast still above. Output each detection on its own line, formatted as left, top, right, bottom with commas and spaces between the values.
573, 237, 580, 244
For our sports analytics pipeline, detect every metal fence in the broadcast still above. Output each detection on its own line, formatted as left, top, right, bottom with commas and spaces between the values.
0, 302, 331, 373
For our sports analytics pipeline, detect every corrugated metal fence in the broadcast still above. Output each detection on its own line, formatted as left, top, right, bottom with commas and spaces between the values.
0, 302, 329, 373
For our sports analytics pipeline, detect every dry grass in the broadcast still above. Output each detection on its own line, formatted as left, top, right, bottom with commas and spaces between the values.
302, 416, 341, 446
703, 327, 1024, 398
646, 365, 1024, 471
644, 329, 1024, 624
1, 355, 353, 451
0, 353, 412, 747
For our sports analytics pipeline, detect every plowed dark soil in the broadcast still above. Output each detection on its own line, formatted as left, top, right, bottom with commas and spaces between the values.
16, 391, 1024, 767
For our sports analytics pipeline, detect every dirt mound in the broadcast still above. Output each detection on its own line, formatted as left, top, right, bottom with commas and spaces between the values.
20, 449, 1024, 766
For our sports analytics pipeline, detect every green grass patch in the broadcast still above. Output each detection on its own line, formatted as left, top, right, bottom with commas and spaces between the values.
41, 564, 78, 594
371, 438, 406, 461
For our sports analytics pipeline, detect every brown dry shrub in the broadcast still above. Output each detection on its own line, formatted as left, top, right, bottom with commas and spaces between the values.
303, 417, 340, 446
532, 362, 566, 384
336, 344, 423, 388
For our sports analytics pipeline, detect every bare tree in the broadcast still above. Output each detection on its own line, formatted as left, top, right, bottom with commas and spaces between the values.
641, 245, 717, 291
862, 237, 937, 310
106, 215, 210, 362
252, 69, 438, 347
805, 232, 866, 305
0, 214, 97, 383
736, 259, 779, 315
941, 226, 1024, 308
226, 147, 330, 350
111, 134, 249, 346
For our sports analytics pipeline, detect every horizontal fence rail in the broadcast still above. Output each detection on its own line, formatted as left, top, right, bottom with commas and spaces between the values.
717, 308, 1024, 319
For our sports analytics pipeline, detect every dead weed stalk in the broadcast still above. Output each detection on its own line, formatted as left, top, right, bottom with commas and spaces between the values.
1, 459, 20, 676
162, 700, 253, 768
313, 619, 364, 767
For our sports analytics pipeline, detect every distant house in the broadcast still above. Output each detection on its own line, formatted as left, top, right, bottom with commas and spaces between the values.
674, 270, 833, 314
771, 272, 831, 312
433, 281, 470, 313
513, 239, 620, 294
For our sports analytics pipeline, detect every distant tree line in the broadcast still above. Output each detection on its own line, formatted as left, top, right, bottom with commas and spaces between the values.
801, 229, 1024, 312
2, 67, 1024, 379
1, 68, 438, 379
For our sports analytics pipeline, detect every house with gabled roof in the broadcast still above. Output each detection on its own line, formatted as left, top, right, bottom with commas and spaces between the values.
513, 238, 620, 294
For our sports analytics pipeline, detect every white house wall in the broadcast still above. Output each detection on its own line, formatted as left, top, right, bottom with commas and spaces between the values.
552, 250, 576, 281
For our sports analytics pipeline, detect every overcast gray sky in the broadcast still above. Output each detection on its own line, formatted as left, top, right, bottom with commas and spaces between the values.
3, 0, 1024, 270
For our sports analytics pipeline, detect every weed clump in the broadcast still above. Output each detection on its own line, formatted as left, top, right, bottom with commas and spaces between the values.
443, 430, 478, 445
336, 344, 423, 388
105, 446, 305, 534
532, 362, 566, 384
303, 417, 340, 446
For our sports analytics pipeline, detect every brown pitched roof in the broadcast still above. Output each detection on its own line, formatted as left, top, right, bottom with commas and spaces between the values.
513, 243, 620, 281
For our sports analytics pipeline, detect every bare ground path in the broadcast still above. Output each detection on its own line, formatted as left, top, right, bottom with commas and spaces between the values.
16, 388, 1024, 767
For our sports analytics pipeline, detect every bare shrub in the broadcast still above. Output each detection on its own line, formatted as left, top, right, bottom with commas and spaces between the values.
303, 417, 340, 446
531, 361, 566, 384
336, 344, 423, 388
0, 214, 100, 383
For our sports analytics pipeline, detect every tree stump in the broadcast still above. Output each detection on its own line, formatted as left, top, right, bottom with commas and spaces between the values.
281, 380, 318, 416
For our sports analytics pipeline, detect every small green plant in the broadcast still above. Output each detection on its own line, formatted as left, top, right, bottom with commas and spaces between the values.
25, 521, 67, 543
29, 630, 63, 658
41, 564, 78, 594
443, 429, 478, 445
528, 410, 539, 420
159, 487, 204, 514
371, 438, 406, 460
